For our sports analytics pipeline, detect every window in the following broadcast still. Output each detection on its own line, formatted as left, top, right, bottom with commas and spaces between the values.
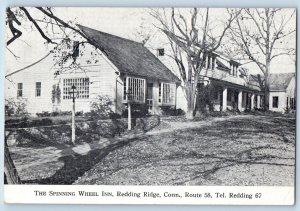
290, 97, 296, 110
157, 48, 164, 56
158, 83, 162, 103
123, 78, 127, 100
63, 78, 89, 100
36, 82, 41, 97
17, 83, 23, 97
123, 77, 145, 103
159, 82, 176, 105
272, 96, 279, 108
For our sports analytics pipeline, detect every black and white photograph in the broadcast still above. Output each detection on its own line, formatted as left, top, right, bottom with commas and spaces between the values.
4, 7, 296, 205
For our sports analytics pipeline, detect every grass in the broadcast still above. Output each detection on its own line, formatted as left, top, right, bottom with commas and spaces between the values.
8, 114, 295, 186
75, 115, 295, 186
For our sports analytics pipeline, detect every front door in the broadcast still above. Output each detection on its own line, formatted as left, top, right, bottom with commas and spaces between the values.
147, 83, 154, 114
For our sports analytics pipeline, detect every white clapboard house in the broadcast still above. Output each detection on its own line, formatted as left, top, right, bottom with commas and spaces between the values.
5, 25, 180, 116
268, 73, 296, 112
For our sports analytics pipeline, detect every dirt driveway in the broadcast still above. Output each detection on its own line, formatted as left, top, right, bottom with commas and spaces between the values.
9, 114, 295, 186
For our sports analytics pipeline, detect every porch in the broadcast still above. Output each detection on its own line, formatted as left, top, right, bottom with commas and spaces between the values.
197, 79, 264, 112
122, 76, 177, 116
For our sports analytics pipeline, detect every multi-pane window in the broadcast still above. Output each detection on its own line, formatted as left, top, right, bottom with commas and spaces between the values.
159, 82, 176, 105
272, 96, 279, 108
290, 97, 296, 110
123, 78, 127, 100
63, 78, 89, 100
36, 82, 41, 97
17, 83, 23, 97
123, 77, 145, 103
158, 83, 162, 103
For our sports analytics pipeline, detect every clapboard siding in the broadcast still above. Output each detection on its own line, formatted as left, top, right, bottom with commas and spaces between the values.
5, 44, 120, 115
5, 55, 55, 114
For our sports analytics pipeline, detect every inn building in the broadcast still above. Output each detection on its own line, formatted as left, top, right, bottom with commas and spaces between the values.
5, 25, 296, 116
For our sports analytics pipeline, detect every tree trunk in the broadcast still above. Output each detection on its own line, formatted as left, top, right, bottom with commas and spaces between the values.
264, 89, 270, 111
186, 108, 194, 120
185, 85, 196, 120
4, 135, 21, 184
264, 61, 270, 111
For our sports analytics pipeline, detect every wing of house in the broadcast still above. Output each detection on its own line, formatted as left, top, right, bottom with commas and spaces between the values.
268, 73, 296, 112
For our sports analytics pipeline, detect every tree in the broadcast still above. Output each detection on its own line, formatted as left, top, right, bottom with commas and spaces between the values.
229, 8, 296, 110
150, 8, 240, 119
5, 7, 93, 184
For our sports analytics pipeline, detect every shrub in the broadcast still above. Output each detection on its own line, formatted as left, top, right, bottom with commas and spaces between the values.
51, 111, 60, 116
60, 111, 72, 116
90, 95, 114, 119
135, 116, 160, 132
161, 106, 185, 116
77, 119, 127, 139
36, 111, 51, 117
5, 99, 28, 117
109, 113, 122, 119
196, 83, 217, 112
122, 103, 149, 118
75, 111, 84, 116
6, 117, 53, 128
36, 111, 73, 117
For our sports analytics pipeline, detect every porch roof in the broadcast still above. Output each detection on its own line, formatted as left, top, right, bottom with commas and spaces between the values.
210, 78, 263, 93
77, 25, 180, 83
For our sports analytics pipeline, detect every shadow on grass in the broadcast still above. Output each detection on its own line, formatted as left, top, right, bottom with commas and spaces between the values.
22, 137, 138, 185
181, 116, 295, 143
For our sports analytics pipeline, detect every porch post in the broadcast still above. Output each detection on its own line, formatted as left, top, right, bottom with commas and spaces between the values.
251, 94, 255, 110
257, 95, 261, 108
222, 87, 227, 111
238, 90, 243, 111
152, 81, 160, 115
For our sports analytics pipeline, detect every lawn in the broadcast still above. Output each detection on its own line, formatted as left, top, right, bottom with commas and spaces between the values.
8, 114, 295, 186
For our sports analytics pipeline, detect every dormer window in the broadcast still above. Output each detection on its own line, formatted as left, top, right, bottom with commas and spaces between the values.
157, 48, 164, 56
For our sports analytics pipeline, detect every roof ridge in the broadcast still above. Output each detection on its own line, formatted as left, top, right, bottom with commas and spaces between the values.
76, 24, 179, 82
77, 24, 143, 46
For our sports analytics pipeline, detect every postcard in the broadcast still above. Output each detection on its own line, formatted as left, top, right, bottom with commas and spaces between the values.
4, 7, 296, 205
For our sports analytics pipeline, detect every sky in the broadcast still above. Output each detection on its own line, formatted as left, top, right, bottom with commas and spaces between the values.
5, 7, 296, 75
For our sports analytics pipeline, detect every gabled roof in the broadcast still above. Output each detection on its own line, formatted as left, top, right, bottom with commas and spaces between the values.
77, 25, 179, 83
269, 72, 295, 91
248, 73, 295, 91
